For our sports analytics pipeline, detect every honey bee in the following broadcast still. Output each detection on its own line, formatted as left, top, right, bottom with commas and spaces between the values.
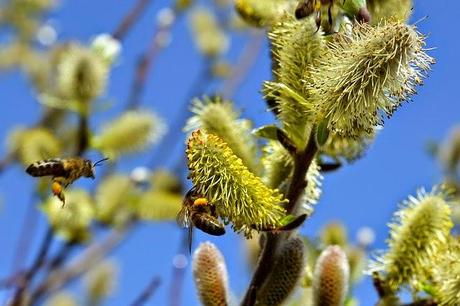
26, 157, 108, 206
176, 189, 225, 252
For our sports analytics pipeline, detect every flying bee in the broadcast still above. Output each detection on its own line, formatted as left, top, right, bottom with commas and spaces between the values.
176, 189, 225, 253
26, 157, 108, 206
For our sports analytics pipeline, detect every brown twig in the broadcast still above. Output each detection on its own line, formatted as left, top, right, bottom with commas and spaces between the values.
30, 224, 132, 305
168, 231, 190, 306
126, 9, 182, 109
240, 129, 318, 306
401, 300, 437, 306
10, 227, 54, 306
113, 0, 152, 41
220, 30, 265, 99
130, 277, 161, 306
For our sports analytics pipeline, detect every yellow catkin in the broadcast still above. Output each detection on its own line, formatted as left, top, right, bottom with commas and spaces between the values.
372, 188, 453, 291
186, 129, 286, 236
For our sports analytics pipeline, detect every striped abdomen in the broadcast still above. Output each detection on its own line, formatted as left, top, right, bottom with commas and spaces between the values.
26, 159, 68, 177
191, 212, 225, 236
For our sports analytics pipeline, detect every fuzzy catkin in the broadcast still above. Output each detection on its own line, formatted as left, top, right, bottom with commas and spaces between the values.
313, 246, 350, 306
255, 236, 305, 306
371, 188, 453, 291
193, 242, 229, 306
185, 96, 260, 174
264, 15, 324, 146
186, 129, 286, 236
307, 21, 433, 138
92, 110, 165, 159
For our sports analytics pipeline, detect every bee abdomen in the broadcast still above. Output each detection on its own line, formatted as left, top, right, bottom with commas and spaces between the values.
26, 159, 67, 177
192, 212, 225, 236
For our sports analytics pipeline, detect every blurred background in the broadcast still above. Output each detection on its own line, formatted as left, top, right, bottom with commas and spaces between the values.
0, 0, 459, 305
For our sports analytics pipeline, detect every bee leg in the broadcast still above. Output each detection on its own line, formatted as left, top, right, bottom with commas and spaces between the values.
51, 181, 66, 207
328, 2, 333, 26
314, 11, 322, 33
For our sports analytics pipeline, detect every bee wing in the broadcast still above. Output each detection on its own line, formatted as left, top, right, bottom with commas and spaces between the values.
26, 159, 70, 177
176, 207, 191, 228
188, 225, 193, 254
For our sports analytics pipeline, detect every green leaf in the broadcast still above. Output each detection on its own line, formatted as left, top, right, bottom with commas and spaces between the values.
316, 119, 330, 147
252, 125, 279, 141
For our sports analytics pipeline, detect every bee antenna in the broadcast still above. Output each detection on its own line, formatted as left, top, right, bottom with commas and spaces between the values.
93, 157, 109, 167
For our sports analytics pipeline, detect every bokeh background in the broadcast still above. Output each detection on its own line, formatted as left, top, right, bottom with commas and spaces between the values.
0, 0, 459, 305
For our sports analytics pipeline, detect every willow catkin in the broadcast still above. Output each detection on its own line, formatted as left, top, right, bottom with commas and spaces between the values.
313, 245, 350, 306
193, 242, 229, 306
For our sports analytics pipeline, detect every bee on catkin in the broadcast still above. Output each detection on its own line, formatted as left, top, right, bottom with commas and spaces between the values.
26, 157, 108, 206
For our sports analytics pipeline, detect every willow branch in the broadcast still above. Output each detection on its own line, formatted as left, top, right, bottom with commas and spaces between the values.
30, 224, 132, 304
113, 0, 152, 41
130, 277, 161, 306
126, 9, 182, 109
220, 30, 265, 99
10, 227, 54, 306
240, 130, 318, 306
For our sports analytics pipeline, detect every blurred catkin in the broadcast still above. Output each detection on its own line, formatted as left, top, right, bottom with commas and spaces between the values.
307, 21, 433, 139
234, 0, 292, 27
255, 236, 305, 306
371, 188, 453, 291
320, 222, 348, 248
45, 292, 79, 306
186, 129, 286, 236
41, 189, 95, 243
8, 127, 61, 166
56, 44, 108, 102
189, 7, 228, 57
193, 242, 229, 306
84, 260, 117, 305
92, 110, 166, 159
135, 190, 183, 221
313, 246, 350, 306
185, 96, 260, 174
95, 174, 134, 226
367, 0, 412, 25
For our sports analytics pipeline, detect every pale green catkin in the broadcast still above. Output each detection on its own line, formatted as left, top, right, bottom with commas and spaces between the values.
307, 21, 433, 138
92, 110, 166, 159
371, 188, 453, 291
189, 7, 228, 57
264, 15, 324, 146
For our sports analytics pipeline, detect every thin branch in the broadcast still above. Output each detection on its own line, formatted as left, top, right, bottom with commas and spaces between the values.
220, 30, 265, 99
126, 9, 182, 109
148, 59, 214, 169
130, 277, 161, 306
401, 300, 437, 306
30, 224, 132, 304
112, 0, 152, 41
168, 231, 189, 306
240, 129, 318, 306
10, 227, 53, 306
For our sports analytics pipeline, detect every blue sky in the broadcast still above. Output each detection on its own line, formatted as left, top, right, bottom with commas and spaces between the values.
1, 0, 459, 305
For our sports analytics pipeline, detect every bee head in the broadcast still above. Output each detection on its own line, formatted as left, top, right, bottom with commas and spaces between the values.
84, 157, 109, 179
83, 160, 96, 179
